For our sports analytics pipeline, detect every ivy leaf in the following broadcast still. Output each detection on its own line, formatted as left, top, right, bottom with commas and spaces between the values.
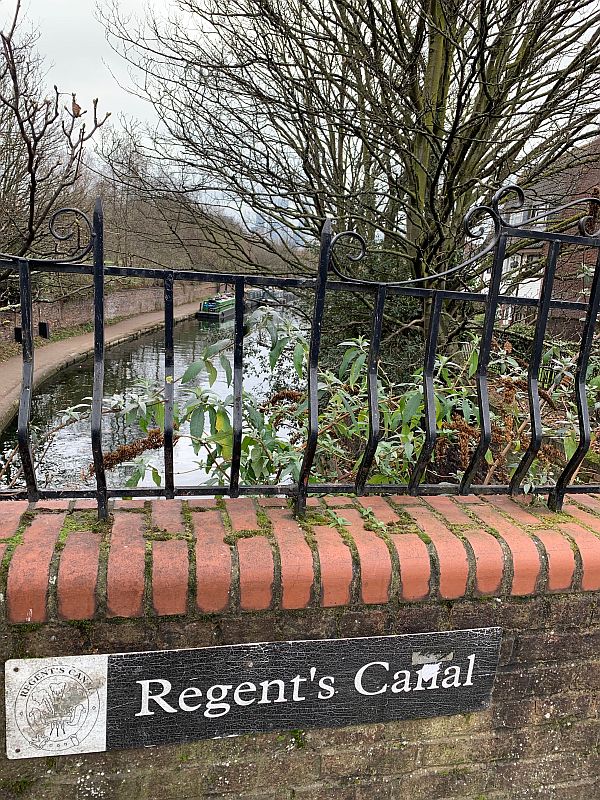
151, 466, 162, 486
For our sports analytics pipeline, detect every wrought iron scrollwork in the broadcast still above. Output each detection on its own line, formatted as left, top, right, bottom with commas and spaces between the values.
48, 207, 94, 262
328, 184, 600, 289
328, 202, 503, 288
490, 184, 526, 223
0, 206, 94, 265
490, 182, 600, 237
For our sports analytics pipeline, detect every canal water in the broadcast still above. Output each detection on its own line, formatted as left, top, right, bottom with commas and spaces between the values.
0, 313, 300, 491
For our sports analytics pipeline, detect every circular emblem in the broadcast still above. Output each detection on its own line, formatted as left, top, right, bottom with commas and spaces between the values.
14, 665, 100, 753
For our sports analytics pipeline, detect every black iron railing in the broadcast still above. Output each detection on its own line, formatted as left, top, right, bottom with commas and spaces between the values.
1, 187, 600, 519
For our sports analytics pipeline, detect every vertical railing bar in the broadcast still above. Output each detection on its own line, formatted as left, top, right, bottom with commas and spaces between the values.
509, 241, 560, 494
355, 284, 387, 495
230, 276, 245, 498
91, 198, 108, 519
295, 219, 332, 516
408, 291, 443, 494
163, 272, 175, 499
16, 258, 38, 501
549, 246, 600, 511
460, 233, 508, 494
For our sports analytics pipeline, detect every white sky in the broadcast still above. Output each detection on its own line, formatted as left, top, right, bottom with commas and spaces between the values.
1, 0, 158, 123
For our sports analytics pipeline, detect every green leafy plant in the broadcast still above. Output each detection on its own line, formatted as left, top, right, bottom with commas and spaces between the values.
4, 310, 600, 495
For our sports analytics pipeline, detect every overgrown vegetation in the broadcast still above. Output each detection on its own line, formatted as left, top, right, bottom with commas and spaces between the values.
4, 310, 600, 494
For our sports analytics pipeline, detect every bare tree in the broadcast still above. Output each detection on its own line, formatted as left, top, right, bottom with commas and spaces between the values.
0, 1, 109, 262
94, 120, 299, 274
101, 0, 600, 290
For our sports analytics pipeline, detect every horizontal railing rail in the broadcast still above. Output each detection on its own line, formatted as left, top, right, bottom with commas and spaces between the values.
1, 186, 600, 518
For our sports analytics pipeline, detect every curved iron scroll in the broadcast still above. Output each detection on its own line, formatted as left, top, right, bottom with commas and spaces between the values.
326, 184, 600, 502
0, 206, 94, 265
47, 207, 94, 262
490, 184, 600, 237
328, 203, 502, 288
328, 184, 600, 288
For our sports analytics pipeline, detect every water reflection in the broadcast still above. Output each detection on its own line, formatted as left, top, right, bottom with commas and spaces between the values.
0, 314, 299, 490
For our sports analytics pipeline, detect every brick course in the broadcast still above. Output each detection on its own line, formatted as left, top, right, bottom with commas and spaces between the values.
0, 494, 599, 617
313, 525, 353, 606
1, 493, 600, 799
57, 531, 101, 620
402, 505, 469, 599
194, 510, 232, 613
106, 511, 146, 618
152, 540, 189, 615
6, 512, 64, 623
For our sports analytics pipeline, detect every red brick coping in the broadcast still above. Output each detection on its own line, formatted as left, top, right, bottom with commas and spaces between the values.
1, 493, 600, 624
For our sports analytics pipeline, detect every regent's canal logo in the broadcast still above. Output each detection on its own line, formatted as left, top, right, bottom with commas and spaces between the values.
14, 665, 100, 753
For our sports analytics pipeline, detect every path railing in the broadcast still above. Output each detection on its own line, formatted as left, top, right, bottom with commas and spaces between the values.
1, 187, 600, 518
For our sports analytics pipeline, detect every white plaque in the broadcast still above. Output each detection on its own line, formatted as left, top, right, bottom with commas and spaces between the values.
5, 654, 108, 759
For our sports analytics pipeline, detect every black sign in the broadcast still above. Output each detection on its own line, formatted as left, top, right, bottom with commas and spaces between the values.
6, 628, 501, 759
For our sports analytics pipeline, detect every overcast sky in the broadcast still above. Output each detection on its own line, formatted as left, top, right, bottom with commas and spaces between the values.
1, 0, 158, 123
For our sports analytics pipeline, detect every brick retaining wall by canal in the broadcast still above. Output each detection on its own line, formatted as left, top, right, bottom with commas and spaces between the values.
1, 493, 600, 798
0, 280, 213, 342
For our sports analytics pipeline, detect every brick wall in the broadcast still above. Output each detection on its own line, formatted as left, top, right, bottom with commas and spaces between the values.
0, 280, 213, 341
1, 493, 600, 798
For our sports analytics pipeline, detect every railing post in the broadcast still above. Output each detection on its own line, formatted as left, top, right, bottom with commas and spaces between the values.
460, 234, 507, 494
509, 241, 560, 494
408, 291, 443, 494
164, 271, 175, 499
230, 276, 245, 498
16, 258, 38, 501
355, 284, 386, 495
295, 219, 332, 516
549, 247, 600, 510
91, 198, 108, 519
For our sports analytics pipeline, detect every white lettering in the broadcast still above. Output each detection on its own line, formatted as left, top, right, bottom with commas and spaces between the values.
414, 663, 440, 691
178, 686, 203, 712
317, 676, 335, 700
258, 679, 288, 705
354, 662, 389, 695
391, 670, 412, 693
135, 679, 177, 717
233, 681, 256, 706
463, 654, 476, 686
204, 684, 232, 718
291, 675, 307, 702
441, 665, 462, 689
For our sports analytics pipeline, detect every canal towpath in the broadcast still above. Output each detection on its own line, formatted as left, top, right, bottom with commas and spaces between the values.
0, 299, 205, 434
